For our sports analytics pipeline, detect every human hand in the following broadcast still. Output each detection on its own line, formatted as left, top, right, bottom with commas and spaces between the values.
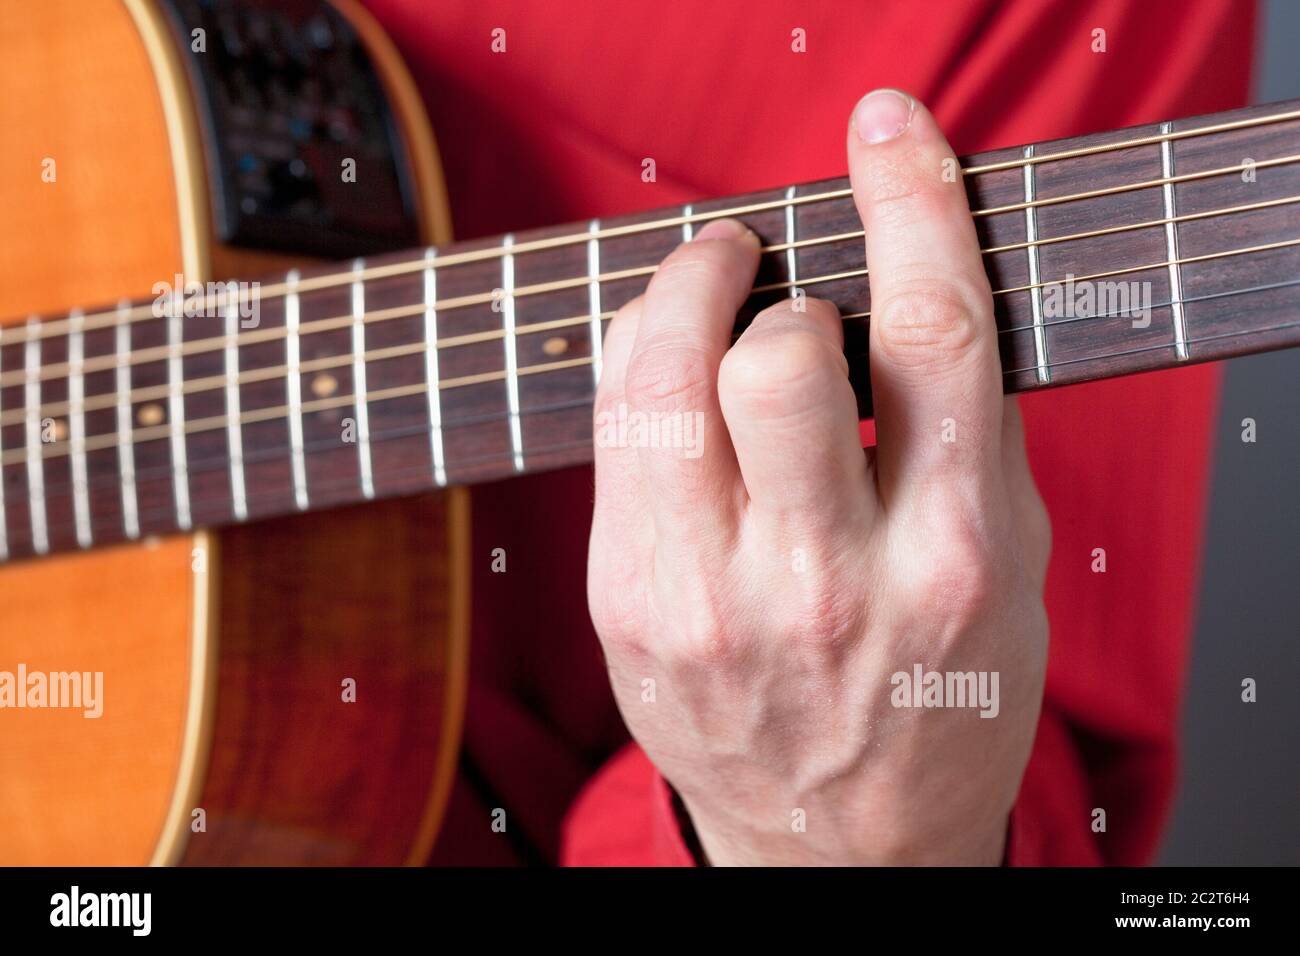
587, 89, 1051, 865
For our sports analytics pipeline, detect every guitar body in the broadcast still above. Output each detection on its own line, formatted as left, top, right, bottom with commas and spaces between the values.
0, 0, 468, 865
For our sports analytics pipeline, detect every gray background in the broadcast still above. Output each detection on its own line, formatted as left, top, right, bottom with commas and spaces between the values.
1157, 0, 1300, 865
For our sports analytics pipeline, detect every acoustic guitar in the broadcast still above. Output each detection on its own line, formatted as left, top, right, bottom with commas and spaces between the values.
2, 0, 1298, 865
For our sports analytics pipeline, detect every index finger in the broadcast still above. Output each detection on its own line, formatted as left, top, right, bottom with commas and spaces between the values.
623, 218, 761, 558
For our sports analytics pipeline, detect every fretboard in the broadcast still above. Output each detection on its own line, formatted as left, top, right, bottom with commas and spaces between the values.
3, 98, 1299, 563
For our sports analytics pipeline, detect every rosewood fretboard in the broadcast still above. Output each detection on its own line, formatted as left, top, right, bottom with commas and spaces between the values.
3, 98, 1300, 562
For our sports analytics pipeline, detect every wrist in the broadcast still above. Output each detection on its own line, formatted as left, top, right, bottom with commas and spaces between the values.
680, 793, 1009, 866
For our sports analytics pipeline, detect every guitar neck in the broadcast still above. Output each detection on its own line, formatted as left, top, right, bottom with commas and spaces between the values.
3, 98, 1300, 562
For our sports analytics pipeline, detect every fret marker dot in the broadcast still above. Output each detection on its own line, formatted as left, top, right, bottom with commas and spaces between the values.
137, 404, 165, 427
312, 373, 338, 398
543, 336, 569, 356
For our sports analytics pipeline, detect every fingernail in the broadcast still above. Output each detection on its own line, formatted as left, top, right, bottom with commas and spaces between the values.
853, 89, 914, 145
693, 217, 754, 242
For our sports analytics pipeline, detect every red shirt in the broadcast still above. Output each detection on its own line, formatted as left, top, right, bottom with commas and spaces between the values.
363, 0, 1255, 865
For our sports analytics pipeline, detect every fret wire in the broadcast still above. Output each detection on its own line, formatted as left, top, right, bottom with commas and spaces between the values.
9, 107, 1300, 346
501, 234, 525, 472
682, 203, 694, 242
115, 303, 140, 539
166, 307, 192, 530
1161, 121, 1190, 361
423, 249, 447, 487
1022, 144, 1050, 384
224, 298, 248, 521
22, 297, 1300, 527
285, 269, 309, 510
67, 309, 91, 548
587, 219, 604, 385
24, 318, 49, 555
7, 186, 1300, 398
351, 258, 375, 500
785, 185, 799, 295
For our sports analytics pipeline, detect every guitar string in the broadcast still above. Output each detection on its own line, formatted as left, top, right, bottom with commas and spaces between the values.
5, 223, 1300, 434
4, 184, 1300, 404
34, 272, 1300, 504
8, 150, 1300, 355
29, 437, 593, 546
4, 106, 1300, 345
4, 255, 1297, 475
27, 395, 602, 510
836, 236, 1300, 323
7, 236, 1300, 462
18, 298, 1300, 542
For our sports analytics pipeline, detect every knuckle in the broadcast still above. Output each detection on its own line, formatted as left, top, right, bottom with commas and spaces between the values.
873, 281, 986, 367
950, 550, 1000, 612
929, 558, 1000, 624
587, 568, 647, 652
673, 618, 745, 668
624, 343, 715, 414
719, 328, 842, 414
905, 526, 1002, 624
793, 575, 862, 647
658, 586, 748, 668
948, 573, 1000, 626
